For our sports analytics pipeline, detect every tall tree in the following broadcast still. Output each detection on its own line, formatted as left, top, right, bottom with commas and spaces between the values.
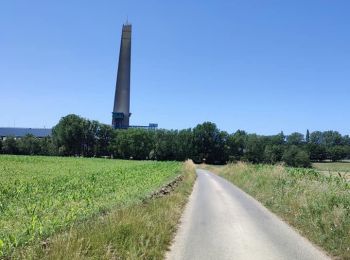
39, 137, 57, 156
286, 132, 304, 146
310, 131, 323, 145
282, 145, 311, 167
2, 137, 19, 154
111, 128, 154, 160
227, 130, 247, 161
306, 129, 310, 143
154, 129, 177, 160
52, 114, 88, 156
18, 134, 41, 155
242, 134, 265, 163
192, 122, 228, 164
327, 146, 346, 162
323, 131, 342, 146
264, 145, 284, 164
95, 124, 114, 156
307, 143, 327, 161
176, 128, 194, 160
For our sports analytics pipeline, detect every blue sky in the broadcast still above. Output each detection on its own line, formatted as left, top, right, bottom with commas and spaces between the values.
1, 1, 349, 135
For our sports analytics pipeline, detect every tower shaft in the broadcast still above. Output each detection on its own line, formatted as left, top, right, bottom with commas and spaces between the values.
112, 24, 132, 128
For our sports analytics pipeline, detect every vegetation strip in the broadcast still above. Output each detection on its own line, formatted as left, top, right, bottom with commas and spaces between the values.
13, 160, 196, 259
0, 155, 185, 257
3, 115, 350, 168
204, 163, 350, 259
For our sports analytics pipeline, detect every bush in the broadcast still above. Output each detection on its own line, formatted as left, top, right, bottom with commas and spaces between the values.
282, 145, 311, 168
264, 145, 284, 164
327, 146, 347, 162
18, 134, 41, 155
307, 143, 327, 161
2, 137, 19, 155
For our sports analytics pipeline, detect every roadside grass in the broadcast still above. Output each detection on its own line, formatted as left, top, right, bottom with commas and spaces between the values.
13, 160, 196, 259
204, 162, 350, 259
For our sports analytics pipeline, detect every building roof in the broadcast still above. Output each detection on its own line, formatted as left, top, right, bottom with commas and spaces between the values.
0, 127, 52, 138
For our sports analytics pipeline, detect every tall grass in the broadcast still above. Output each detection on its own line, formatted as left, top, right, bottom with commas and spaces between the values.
210, 162, 350, 259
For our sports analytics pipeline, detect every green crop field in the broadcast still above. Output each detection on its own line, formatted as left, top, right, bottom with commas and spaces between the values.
0, 155, 182, 257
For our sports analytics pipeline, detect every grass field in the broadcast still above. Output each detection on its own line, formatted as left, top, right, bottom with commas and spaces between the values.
0, 155, 190, 258
313, 162, 350, 181
313, 162, 350, 172
204, 163, 350, 259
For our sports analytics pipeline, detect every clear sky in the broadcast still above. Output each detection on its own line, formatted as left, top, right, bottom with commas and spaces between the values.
1, 1, 349, 135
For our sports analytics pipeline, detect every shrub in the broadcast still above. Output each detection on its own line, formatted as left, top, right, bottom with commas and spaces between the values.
282, 145, 311, 168
327, 146, 347, 162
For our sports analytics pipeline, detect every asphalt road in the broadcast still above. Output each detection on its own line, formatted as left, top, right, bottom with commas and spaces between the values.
166, 169, 329, 260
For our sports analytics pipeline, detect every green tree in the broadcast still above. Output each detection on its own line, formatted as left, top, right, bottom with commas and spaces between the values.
341, 135, 350, 146
18, 134, 41, 155
39, 137, 57, 155
286, 132, 304, 146
175, 129, 194, 160
154, 130, 177, 160
242, 134, 265, 163
310, 131, 323, 145
323, 131, 342, 146
227, 130, 247, 161
192, 122, 228, 164
52, 114, 87, 156
111, 128, 154, 160
2, 137, 19, 154
268, 131, 285, 146
282, 145, 311, 167
82, 120, 99, 156
306, 129, 310, 143
344, 145, 350, 159
327, 146, 346, 162
307, 143, 327, 161
264, 145, 284, 164
95, 124, 114, 156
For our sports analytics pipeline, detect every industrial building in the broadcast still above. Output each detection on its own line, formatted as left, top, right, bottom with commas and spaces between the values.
0, 127, 51, 140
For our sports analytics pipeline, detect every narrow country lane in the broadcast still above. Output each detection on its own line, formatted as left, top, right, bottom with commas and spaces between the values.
166, 169, 329, 260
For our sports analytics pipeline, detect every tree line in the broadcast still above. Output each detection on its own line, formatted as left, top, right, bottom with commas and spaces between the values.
1, 114, 350, 167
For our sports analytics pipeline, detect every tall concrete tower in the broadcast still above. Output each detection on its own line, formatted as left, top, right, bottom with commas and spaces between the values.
112, 23, 132, 128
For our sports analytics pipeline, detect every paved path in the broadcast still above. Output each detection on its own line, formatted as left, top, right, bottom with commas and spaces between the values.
166, 169, 329, 260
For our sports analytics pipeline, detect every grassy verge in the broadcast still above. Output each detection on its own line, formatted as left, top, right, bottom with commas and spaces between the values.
13, 160, 196, 259
204, 162, 350, 259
